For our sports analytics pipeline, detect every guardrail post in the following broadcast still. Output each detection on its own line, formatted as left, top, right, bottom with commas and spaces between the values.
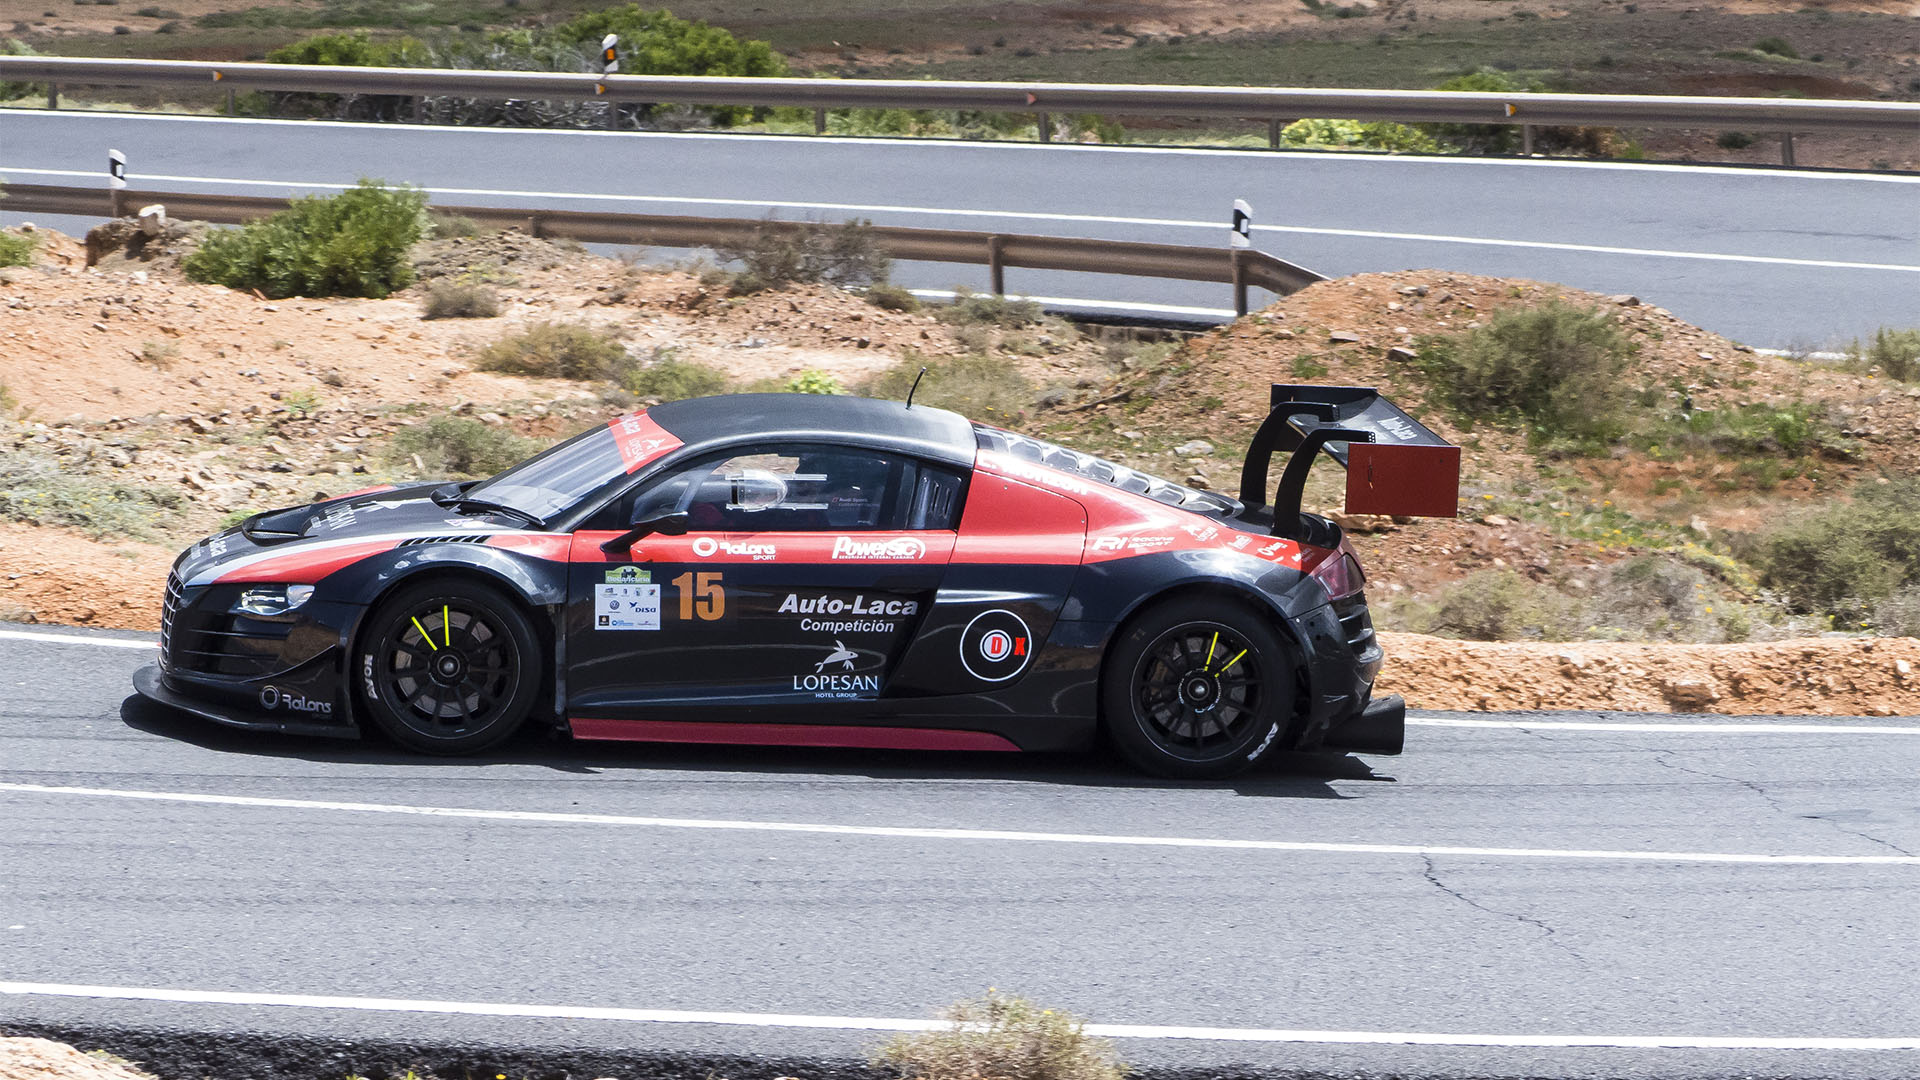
813, 107, 827, 135
525, 214, 542, 238
46, 82, 57, 110
1231, 248, 1250, 317
987, 235, 1006, 296
411, 96, 424, 123
1521, 124, 1534, 157
1781, 132, 1795, 166
1268, 118, 1281, 149
1037, 111, 1050, 142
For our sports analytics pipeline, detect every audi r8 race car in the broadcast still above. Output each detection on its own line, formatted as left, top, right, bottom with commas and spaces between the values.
134, 384, 1459, 778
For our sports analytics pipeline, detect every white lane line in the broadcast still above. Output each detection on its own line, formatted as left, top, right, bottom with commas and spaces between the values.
4, 783, 1915, 865
3, 165, 1913, 274
0, 629, 155, 650
1408, 715, 1920, 735
2, 981, 1916, 1049
7, 109, 1919, 182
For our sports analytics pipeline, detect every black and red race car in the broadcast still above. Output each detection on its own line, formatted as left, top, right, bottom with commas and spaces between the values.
134, 384, 1458, 778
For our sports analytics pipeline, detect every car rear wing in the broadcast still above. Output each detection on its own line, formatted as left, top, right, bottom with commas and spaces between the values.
1238, 384, 1460, 538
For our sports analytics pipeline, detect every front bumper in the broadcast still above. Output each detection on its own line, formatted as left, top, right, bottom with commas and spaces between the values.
133, 663, 360, 739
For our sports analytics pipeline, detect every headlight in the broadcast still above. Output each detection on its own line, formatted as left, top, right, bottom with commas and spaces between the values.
232, 585, 316, 616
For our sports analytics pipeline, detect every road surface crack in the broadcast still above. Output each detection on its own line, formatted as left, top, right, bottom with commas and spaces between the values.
1647, 749, 1914, 857
1419, 855, 1586, 963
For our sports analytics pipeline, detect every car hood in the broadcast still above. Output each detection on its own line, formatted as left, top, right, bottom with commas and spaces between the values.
171, 483, 532, 587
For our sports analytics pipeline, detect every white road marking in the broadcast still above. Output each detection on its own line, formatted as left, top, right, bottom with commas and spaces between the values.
5, 109, 1918, 183
0, 629, 155, 650
1408, 714, 1920, 734
1, 981, 1916, 1049
3, 782, 1915, 865
3, 167, 1913, 274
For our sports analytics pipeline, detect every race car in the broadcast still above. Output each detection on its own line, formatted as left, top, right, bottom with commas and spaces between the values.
134, 384, 1459, 778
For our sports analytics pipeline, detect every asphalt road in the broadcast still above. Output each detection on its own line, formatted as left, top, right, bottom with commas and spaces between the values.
1, 110, 1916, 345
3, 622, 1920, 1079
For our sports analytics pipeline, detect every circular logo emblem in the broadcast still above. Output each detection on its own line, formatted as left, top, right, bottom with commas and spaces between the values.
691, 536, 718, 557
960, 609, 1033, 683
258, 685, 281, 709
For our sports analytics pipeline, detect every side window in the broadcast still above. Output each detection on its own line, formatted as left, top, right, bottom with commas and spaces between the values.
601, 444, 962, 533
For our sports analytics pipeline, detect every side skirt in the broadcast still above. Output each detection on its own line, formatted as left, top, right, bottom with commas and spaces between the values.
569, 717, 1021, 753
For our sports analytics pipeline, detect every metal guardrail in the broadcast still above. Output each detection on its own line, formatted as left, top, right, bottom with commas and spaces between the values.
0, 181, 1325, 315
5, 56, 1917, 165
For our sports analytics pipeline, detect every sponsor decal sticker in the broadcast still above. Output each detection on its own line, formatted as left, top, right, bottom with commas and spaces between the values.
604, 566, 652, 585
1091, 535, 1178, 554
259, 684, 333, 717
830, 535, 927, 561
1181, 522, 1220, 543
793, 640, 880, 698
778, 593, 920, 617
1229, 535, 1253, 550
690, 536, 778, 561
595, 583, 662, 630
607, 412, 683, 474
960, 609, 1033, 683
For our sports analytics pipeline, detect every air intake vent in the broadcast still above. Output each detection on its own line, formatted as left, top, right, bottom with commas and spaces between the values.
399, 535, 493, 547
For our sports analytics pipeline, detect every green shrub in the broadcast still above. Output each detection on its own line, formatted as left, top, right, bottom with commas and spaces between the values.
1745, 477, 1920, 622
548, 5, 788, 125
1416, 300, 1635, 448
783, 370, 843, 395
1403, 569, 1575, 640
1716, 131, 1756, 149
0, 229, 34, 268
387, 416, 539, 478
858, 351, 1033, 424
1636, 402, 1848, 460
865, 283, 921, 312
872, 992, 1128, 1080
421, 279, 502, 319
1422, 69, 1625, 157
1874, 585, 1920, 637
715, 217, 891, 294
428, 213, 483, 240
1280, 118, 1440, 153
265, 30, 426, 66
0, 38, 42, 102
0, 450, 183, 540
1753, 36, 1799, 58
183, 180, 427, 299
937, 287, 1042, 327
474, 322, 629, 380
617, 354, 730, 400
1850, 327, 1920, 382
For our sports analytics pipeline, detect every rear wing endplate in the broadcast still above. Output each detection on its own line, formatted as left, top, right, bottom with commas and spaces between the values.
1239, 384, 1460, 537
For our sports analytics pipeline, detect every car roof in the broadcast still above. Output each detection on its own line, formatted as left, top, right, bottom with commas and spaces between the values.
649, 394, 978, 468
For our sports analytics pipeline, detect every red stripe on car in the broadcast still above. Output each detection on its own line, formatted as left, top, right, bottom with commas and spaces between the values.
213, 540, 398, 585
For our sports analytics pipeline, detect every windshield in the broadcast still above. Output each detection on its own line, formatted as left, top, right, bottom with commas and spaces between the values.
462, 412, 681, 523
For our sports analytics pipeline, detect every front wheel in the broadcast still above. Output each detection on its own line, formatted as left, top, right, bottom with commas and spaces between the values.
1101, 597, 1299, 779
357, 579, 542, 754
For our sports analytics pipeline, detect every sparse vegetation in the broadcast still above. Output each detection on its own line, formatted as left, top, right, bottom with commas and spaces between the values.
386, 415, 539, 477
1752, 35, 1799, 58
0, 449, 183, 539
473, 321, 628, 380
873, 991, 1129, 1080
1633, 402, 1850, 462
860, 351, 1033, 423
865, 283, 921, 312
938, 288, 1043, 327
1280, 118, 1440, 153
1716, 130, 1756, 150
714, 217, 892, 295
783, 369, 844, 395
421, 278, 502, 319
1849, 327, 1920, 382
1743, 477, 1920, 625
183, 180, 427, 299
616, 353, 731, 400
0, 228, 35, 268
137, 341, 180, 369
1415, 300, 1636, 448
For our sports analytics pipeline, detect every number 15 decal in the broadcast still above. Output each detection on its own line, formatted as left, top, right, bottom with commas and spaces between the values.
672, 571, 725, 621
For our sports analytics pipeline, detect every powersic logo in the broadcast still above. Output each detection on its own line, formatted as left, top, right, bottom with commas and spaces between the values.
960, 609, 1033, 683
830, 535, 927, 561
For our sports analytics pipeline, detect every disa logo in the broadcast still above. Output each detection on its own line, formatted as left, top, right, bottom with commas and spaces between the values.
830, 536, 927, 560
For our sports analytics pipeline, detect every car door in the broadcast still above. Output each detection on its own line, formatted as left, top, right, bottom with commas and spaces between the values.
565, 442, 964, 720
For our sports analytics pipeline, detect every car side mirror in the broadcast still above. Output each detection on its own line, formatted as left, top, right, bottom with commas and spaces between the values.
600, 510, 690, 554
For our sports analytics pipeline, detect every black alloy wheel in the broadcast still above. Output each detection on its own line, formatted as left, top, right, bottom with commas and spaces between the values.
358, 580, 542, 754
1101, 597, 1297, 779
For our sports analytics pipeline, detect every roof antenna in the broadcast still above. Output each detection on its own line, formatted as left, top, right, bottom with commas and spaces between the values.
904, 366, 928, 409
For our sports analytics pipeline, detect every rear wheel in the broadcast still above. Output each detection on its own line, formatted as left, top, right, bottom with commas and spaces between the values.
357, 579, 542, 754
1101, 597, 1298, 779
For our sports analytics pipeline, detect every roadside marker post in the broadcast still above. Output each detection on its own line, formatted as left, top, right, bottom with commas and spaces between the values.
107, 149, 126, 217
601, 34, 619, 129
1230, 198, 1253, 315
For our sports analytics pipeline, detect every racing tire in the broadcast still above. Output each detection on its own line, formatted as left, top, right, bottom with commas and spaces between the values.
356, 579, 542, 755
1101, 597, 1299, 779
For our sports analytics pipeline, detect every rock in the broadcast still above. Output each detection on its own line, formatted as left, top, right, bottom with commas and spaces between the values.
1557, 650, 1588, 673
1609, 294, 1641, 306
1387, 301, 1403, 312
137, 204, 168, 236
1397, 284, 1429, 297
1386, 346, 1418, 363
1185, 475, 1210, 489
1173, 439, 1214, 456
1661, 678, 1720, 711
1274, 328, 1295, 339
1689, 516, 1710, 536
1119, 430, 1144, 441
1329, 330, 1362, 344
1035, 388, 1072, 410
185, 416, 216, 434
1897, 659, 1913, 680
1482, 514, 1510, 527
